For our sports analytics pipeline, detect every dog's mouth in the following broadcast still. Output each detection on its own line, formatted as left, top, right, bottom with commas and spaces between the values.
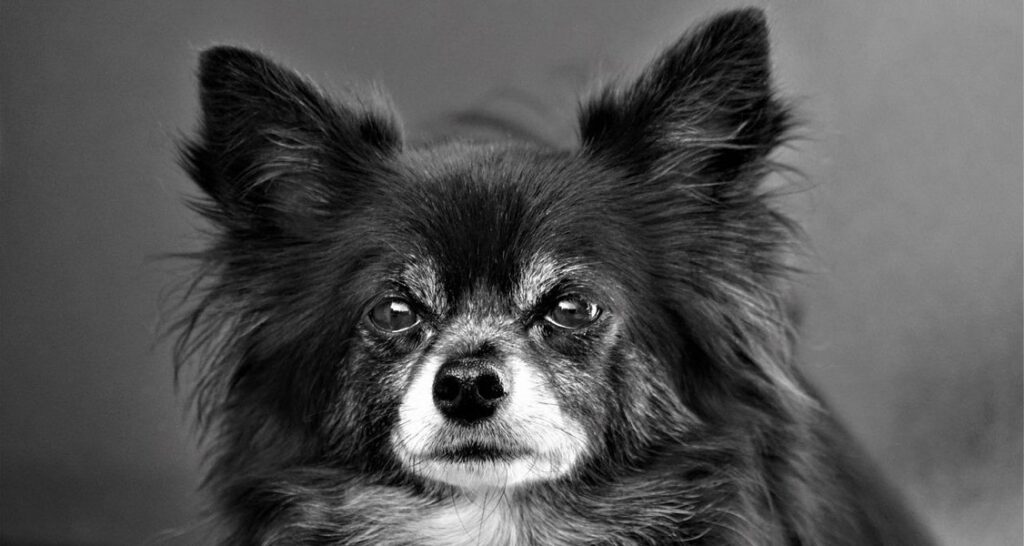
396, 433, 582, 489
405, 439, 558, 489
429, 442, 532, 463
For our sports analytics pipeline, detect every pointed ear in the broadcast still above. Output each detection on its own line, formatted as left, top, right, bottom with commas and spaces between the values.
579, 8, 790, 186
180, 46, 402, 232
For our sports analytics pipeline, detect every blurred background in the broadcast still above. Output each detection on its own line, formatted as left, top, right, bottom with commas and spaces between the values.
1, 1, 1020, 544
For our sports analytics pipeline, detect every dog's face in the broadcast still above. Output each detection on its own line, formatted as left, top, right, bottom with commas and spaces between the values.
370, 174, 608, 487
342, 148, 671, 489
180, 9, 797, 495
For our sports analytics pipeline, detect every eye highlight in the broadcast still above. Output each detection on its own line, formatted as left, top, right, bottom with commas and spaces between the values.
545, 296, 601, 329
368, 298, 421, 332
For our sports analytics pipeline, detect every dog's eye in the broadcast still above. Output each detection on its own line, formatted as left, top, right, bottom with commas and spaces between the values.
545, 297, 601, 329
368, 298, 421, 332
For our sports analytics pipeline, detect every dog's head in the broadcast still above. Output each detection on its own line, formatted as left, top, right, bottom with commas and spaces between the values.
178, 8, 801, 493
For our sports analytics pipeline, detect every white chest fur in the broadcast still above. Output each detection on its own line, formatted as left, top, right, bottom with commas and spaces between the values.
412, 496, 522, 546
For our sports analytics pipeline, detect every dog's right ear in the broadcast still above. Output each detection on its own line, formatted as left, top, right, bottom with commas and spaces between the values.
181, 46, 402, 233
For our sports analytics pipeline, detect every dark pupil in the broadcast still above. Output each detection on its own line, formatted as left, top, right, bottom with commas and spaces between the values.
552, 299, 592, 326
373, 300, 416, 331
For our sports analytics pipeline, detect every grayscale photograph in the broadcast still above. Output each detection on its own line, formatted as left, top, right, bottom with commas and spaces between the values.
1, 2, 1020, 545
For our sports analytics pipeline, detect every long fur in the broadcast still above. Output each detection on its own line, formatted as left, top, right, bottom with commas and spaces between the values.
174, 8, 934, 545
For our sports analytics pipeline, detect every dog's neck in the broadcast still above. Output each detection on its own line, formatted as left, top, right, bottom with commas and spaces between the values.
412, 491, 522, 546
246, 473, 766, 546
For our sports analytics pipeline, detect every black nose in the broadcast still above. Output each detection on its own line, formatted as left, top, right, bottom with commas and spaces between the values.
432, 360, 507, 424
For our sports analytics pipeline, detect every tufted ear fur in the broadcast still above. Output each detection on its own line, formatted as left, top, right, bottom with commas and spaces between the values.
579, 8, 790, 189
180, 46, 402, 235
581, 9, 806, 420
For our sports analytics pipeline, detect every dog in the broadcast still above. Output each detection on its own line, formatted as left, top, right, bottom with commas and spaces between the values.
175, 8, 935, 545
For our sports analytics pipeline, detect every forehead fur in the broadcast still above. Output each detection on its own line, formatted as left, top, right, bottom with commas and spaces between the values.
368, 144, 612, 292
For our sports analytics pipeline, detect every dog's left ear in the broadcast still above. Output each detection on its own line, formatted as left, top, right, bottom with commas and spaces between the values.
580, 8, 790, 186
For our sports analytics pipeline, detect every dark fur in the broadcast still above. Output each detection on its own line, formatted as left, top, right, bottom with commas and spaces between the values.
175, 9, 934, 545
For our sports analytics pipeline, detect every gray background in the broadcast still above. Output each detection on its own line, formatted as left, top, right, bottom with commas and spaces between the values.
1, 1, 1020, 544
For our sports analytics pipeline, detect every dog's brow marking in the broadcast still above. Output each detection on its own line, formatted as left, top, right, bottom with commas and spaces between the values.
515, 252, 586, 310
403, 258, 445, 311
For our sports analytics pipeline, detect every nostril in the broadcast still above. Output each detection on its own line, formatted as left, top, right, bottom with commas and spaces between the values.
433, 374, 462, 403
475, 372, 505, 401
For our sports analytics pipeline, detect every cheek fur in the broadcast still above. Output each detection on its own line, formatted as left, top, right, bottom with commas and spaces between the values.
523, 320, 626, 451
528, 347, 612, 443
320, 335, 427, 464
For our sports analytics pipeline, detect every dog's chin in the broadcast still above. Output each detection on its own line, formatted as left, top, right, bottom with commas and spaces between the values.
396, 442, 578, 490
